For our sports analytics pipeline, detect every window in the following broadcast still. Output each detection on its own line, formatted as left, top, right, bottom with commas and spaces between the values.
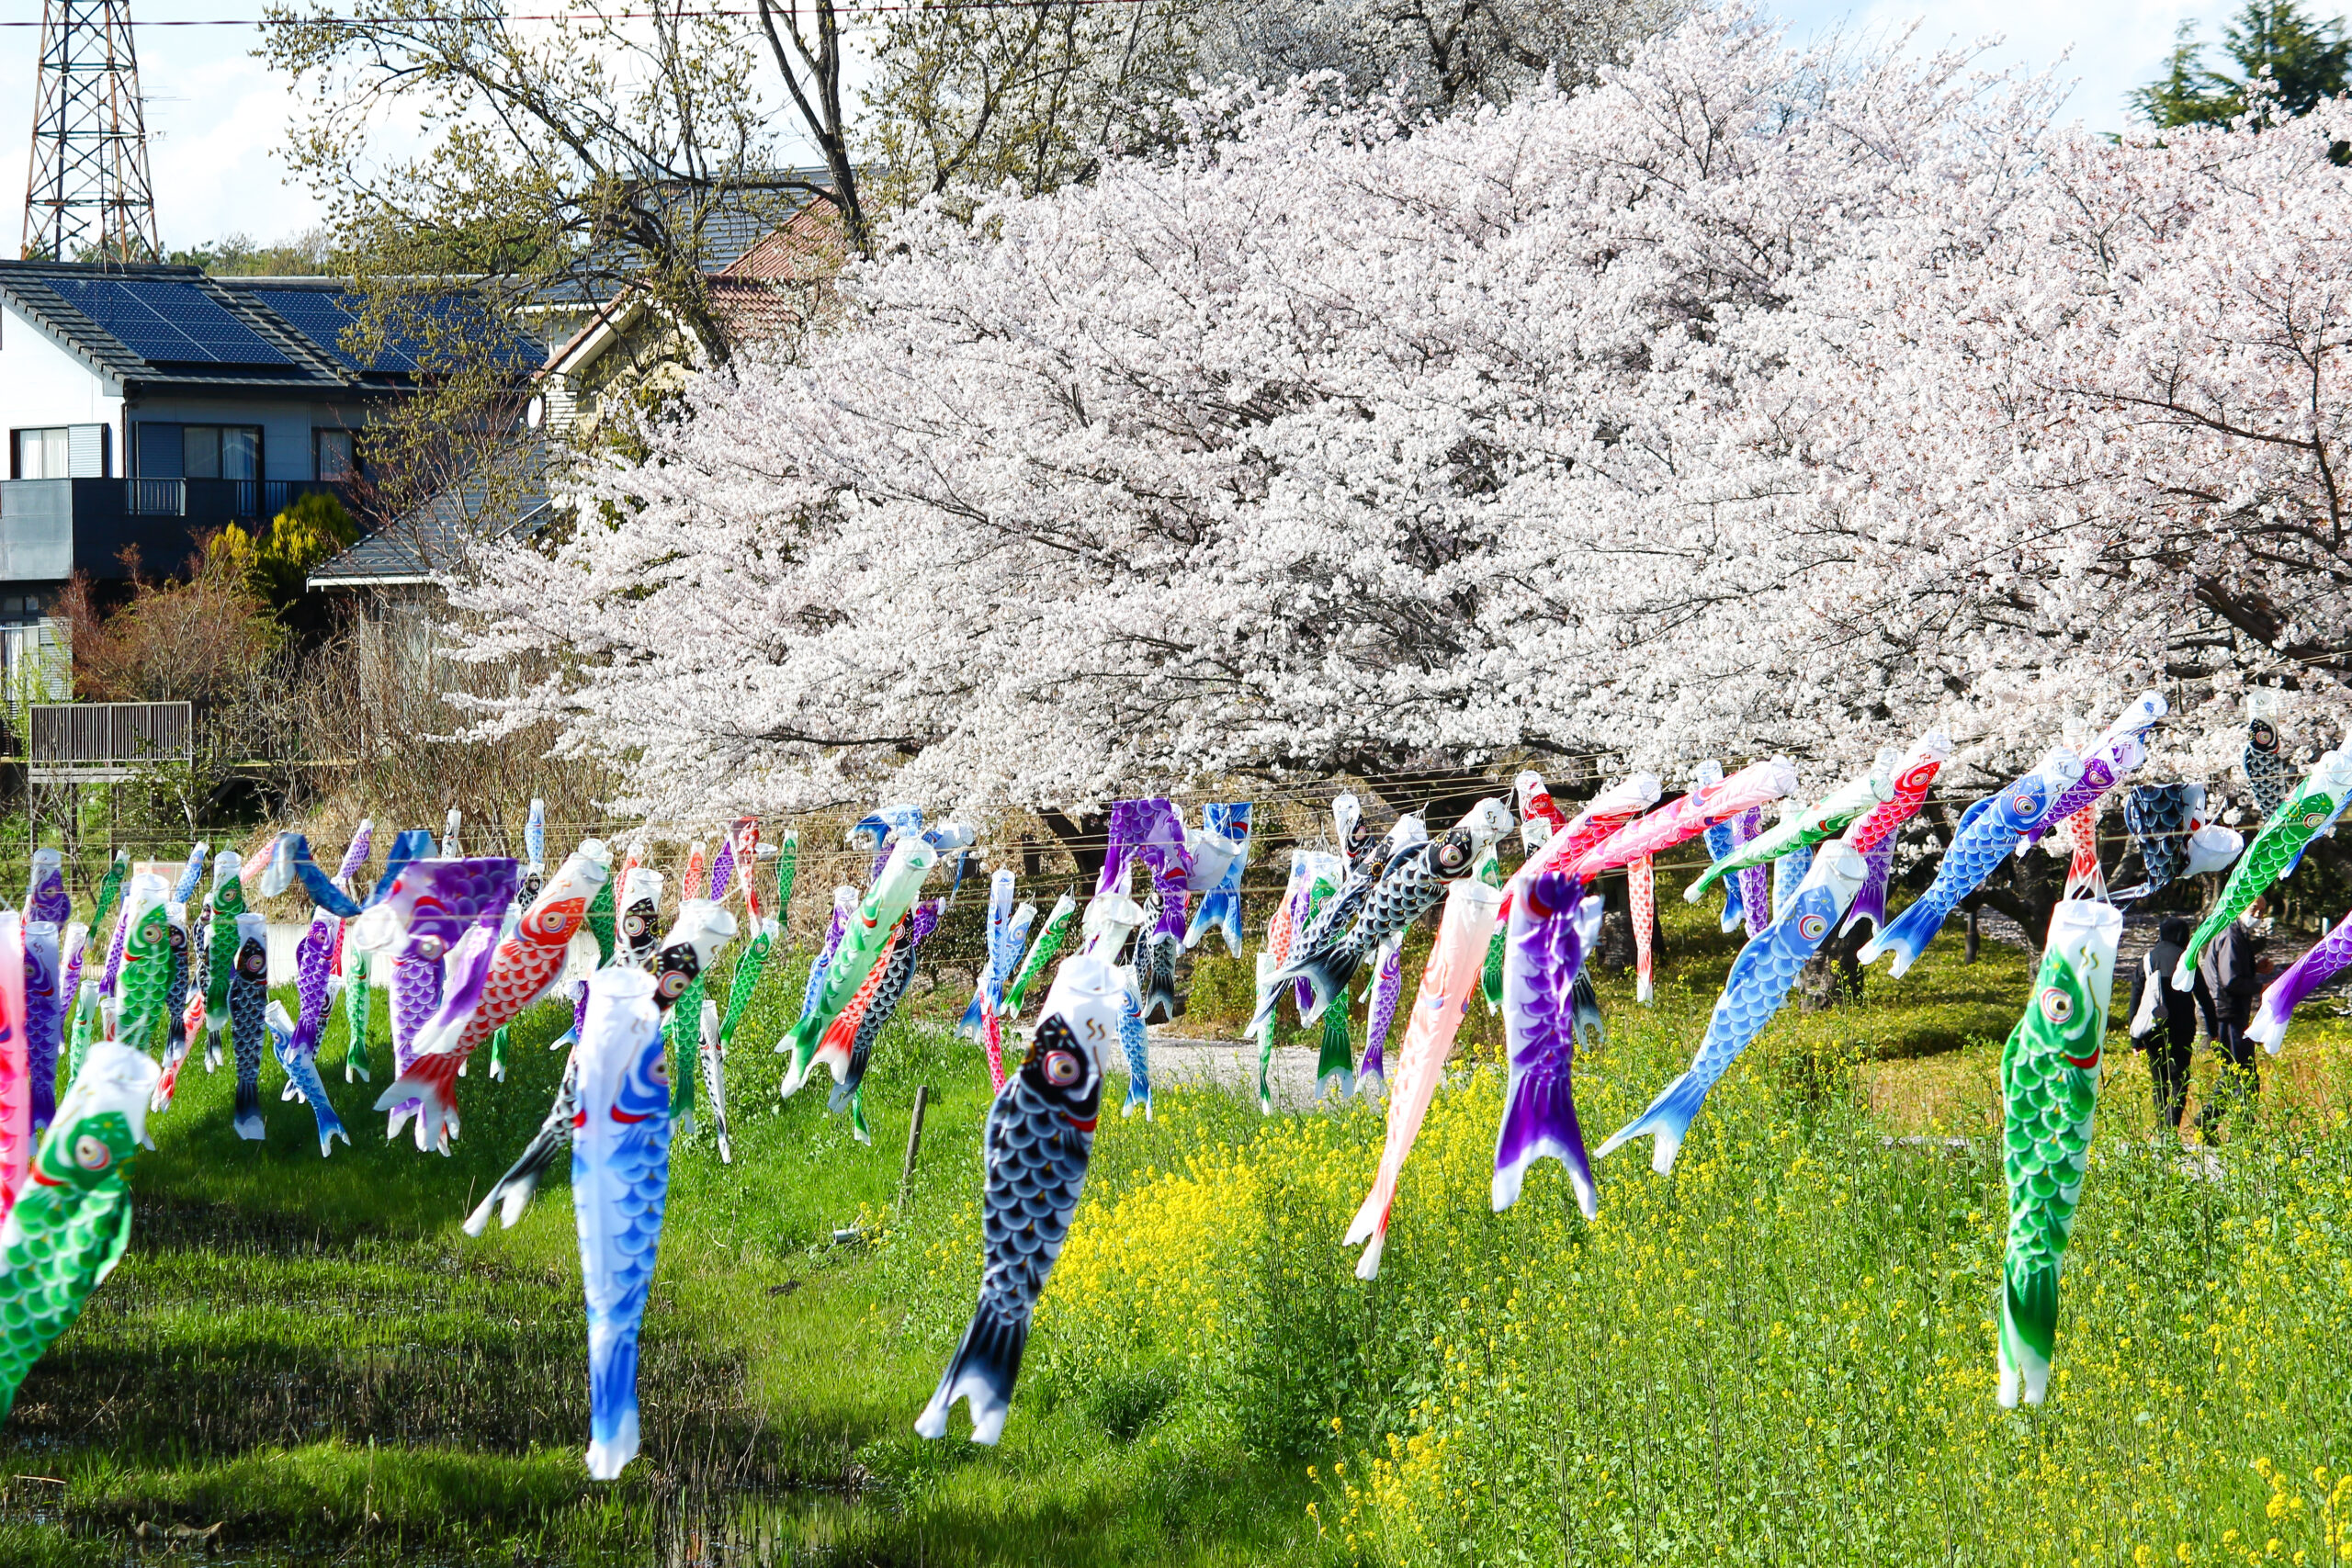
316, 428, 356, 480
184, 425, 260, 481
12, 427, 67, 479
135, 422, 181, 478
19, 426, 112, 478
134, 423, 262, 480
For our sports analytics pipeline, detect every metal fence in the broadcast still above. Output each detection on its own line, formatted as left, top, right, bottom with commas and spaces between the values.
123, 479, 346, 521
28, 701, 194, 783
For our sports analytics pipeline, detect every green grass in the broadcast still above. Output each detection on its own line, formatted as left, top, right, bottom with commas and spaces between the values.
0, 947, 1347, 1565
6, 886, 2352, 1565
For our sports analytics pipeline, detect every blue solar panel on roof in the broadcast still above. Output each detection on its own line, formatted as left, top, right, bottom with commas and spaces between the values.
244, 288, 368, 370
45, 276, 292, 367
243, 287, 442, 374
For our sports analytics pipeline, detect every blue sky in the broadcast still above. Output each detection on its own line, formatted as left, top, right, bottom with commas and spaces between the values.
0, 0, 2289, 255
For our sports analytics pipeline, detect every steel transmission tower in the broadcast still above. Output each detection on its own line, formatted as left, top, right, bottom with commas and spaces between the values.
21, 0, 160, 263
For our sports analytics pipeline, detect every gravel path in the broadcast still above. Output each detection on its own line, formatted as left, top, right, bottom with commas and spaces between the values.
1139, 1034, 1345, 1111
1008, 1023, 1346, 1111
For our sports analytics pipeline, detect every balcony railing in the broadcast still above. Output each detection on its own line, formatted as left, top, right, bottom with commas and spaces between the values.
0, 479, 357, 581
121, 479, 351, 522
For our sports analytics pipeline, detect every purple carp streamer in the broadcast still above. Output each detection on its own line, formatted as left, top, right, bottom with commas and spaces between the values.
1494, 871, 1605, 1217
2249, 907, 2352, 1055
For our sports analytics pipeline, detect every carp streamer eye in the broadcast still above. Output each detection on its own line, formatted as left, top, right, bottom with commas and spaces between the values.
239, 951, 266, 977
168, 928, 187, 951
74, 1134, 109, 1171
1437, 839, 1470, 873
415, 934, 447, 961
1798, 913, 1827, 941
2251, 720, 2275, 748
2040, 987, 2074, 1024
623, 912, 649, 939
1044, 1050, 1083, 1087
649, 1053, 672, 1085
658, 970, 688, 1001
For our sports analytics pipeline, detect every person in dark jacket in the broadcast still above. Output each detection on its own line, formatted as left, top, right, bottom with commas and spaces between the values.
2194, 899, 2270, 1139
2126, 915, 2212, 1134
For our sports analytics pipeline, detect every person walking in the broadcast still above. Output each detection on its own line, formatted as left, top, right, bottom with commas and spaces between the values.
2126, 915, 2211, 1134
2194, 899, 2270, 1140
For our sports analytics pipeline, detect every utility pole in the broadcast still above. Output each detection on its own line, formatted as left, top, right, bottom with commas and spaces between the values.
22, 0, 160, 263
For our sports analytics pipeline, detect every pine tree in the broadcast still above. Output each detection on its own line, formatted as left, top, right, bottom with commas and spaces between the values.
2132, 0, 2351, 127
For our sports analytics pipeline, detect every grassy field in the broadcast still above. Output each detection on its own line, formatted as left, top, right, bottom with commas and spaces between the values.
4, 883, 2350, 1565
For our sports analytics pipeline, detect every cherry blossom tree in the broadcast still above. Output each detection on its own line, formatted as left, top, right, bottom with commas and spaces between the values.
445, 5, 2352, 823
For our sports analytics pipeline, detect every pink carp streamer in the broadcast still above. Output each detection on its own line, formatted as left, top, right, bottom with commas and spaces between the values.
1838, 731, 1951, 938
1565, 759, 1797, 881
0, 915, 27, 1217
1629, 854, 1657, 1006
1844, 732, 1951, 853
983, 1009, 1007, 1094
2057, 804, 2106, 901
1542, 775, 1659, 873
1341, 878, 1504, 1280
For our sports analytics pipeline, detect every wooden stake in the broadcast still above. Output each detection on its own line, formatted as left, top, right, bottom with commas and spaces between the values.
898, 1084, 932, 1209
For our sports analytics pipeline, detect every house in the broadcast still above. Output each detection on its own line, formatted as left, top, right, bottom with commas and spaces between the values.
299, 197, 844, 676
305, 437, 552, 593
539, 199, 845, 440
302, 201, 844, 602
0, 263, 419, 593
302, 437, 556, 734
0, 263, 428, 693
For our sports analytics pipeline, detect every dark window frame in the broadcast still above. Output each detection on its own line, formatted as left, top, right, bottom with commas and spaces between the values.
132, 421, 265, 482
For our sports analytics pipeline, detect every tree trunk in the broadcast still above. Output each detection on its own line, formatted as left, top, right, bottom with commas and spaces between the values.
1799, 926, 1867, 1011
1964, 903, 1980, 964
1035, 808, 1108, 886
1598, 885, 1635, 975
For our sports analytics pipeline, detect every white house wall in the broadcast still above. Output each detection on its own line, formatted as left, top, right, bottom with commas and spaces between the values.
0, 300, 123, 459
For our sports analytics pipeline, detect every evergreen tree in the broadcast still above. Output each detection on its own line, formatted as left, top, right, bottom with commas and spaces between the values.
2132, 0, 2351, 127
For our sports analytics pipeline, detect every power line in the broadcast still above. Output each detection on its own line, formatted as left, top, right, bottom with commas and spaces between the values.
0, 0, 1162, 27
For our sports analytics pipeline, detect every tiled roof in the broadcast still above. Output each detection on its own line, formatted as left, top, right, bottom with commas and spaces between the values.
306, 439, 555, 588
541, 200, 848, 376
718, 201, 847, 282
526, 170, 839, 310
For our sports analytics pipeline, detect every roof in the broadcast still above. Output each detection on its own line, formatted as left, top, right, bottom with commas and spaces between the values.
542, 201, 847, 378
306, 439, 555, 589
0, 261, 534, 396
522, 169, 837, 313
717, 201, 846, 283
215, 277, 541, 378
0, 261, 358, 395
